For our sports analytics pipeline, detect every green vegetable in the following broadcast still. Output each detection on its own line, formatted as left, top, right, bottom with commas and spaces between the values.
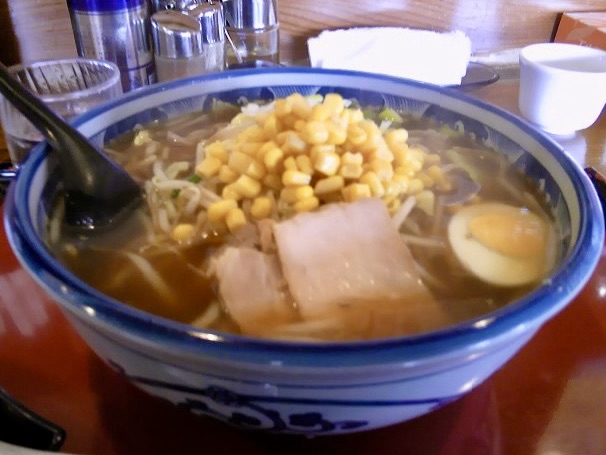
172, 174, 202, 198
378, 108, 403, 123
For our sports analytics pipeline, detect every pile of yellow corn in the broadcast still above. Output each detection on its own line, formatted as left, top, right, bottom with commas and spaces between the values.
192, 93, 450, 234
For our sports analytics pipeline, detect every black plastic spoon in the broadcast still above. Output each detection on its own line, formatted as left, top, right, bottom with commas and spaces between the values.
0, 62, 142, 231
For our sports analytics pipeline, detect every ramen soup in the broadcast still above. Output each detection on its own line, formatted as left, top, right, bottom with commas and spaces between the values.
48, 93, 560, 342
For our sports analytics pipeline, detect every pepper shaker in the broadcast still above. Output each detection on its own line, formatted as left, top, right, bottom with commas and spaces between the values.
222, 0, 279, 66
151, 7, 225, 82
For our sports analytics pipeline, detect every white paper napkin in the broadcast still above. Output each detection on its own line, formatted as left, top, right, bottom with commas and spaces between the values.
307, 27, 472, 86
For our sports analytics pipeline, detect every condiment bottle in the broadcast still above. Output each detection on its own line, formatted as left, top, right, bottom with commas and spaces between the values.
151, 0, 206, 13
151, 8, 225, 83
189, 3, 227, 70
67, 0, 156, 92
222, 0, 279, 66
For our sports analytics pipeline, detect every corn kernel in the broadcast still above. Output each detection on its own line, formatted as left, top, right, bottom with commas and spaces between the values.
326, 122, 347, 145
254, 112, 270, 126
408, 178, 424, 194
342, 183, 371, 202
340, 163, 364, 179
370, 159, 394, 181
239, 125, 265, 143
222, 184, 242, 201
310, 144, 336, 161
294, 185, 314, 201
283, 156, 298, 171
360, 134, 383, 155
294, 196, 320, 212
274, 98, 292, 117
239, 142, 263, 156
263, 173, 283, 191
250, 197, 274, 219
360, 172, 385, 197
342, 152, 363, 165
226, 208, 247, 233
244, 159, 266, 180
314, 175, 345, 195
290, 94, 312, 119
347, 124, 367, 146
384, 128, 409, 145
228, 151, 254, 175
263, 146, 284, 171
233, 174, 262, 198
207, 199, 238, 222
303, 121, 329, 145
284, 132, 308, 154
370, 145, 394, 163
338, 109, 351, 127
205, 141, 228, 163
195, 156, 222, 178
323, 93, 344, 115
340, 152, 364, 179
310, 104, 331, 122
282, 170, 312, 186
295, 155, 313, 175
219, 165, 238, 184
391, 142, 410, 166
313, 151, 340, 176
263, 114, 281, 138
395, 165, 415, 177
392, 174, 410, 193
171, 223, 195, 242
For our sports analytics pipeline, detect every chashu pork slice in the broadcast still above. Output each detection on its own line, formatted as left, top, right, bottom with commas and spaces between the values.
273, 198, 449, 335
212, 247, 297, 336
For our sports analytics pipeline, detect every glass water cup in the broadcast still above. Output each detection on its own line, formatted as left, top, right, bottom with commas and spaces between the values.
0, 58, 122, 167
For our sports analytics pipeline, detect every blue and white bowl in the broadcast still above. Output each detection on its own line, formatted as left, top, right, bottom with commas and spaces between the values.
5, 68, 604, 434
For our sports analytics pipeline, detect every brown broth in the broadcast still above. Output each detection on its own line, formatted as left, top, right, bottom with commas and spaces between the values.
48, 103, 558, 340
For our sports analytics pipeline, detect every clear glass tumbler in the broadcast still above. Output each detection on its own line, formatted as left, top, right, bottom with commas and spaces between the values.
0, 58, 122, 167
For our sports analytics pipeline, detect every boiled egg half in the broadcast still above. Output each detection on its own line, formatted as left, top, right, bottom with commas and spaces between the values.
448, 202, 556, 287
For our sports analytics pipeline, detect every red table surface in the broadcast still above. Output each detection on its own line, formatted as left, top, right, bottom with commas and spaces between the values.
1, 205, 606, 455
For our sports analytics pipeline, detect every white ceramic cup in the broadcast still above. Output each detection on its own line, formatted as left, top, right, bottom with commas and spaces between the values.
518, 42, 606, 136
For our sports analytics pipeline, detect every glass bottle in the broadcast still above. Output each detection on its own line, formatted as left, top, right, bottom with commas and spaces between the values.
151, 6, 225, 83
222, 0, 279, 67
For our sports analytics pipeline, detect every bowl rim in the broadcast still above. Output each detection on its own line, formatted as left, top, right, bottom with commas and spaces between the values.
6, 67, 605, 367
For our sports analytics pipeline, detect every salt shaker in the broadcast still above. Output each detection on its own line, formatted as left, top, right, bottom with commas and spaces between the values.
222, 0, 279, 66
151, 7, 225, 83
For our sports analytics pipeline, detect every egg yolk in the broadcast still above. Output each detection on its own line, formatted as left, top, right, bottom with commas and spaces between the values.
467, 211, 547, 259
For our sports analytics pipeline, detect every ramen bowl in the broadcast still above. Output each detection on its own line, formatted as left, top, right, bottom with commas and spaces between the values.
5, 68, 604, 434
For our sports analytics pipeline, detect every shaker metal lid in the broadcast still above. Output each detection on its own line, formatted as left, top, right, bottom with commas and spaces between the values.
223, 0, 277, 30
151, 10, 203, 58
189, 3, 225, 44
150, 0, 205, 13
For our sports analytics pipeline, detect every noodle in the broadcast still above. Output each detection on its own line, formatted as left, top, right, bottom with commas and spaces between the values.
48, 93, 560, 342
